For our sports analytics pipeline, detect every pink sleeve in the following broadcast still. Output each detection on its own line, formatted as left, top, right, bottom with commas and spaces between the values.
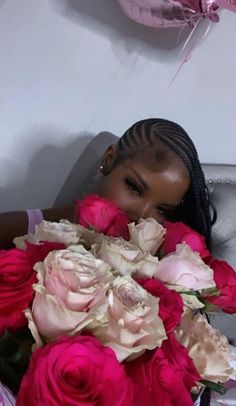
26, 209, 44, 234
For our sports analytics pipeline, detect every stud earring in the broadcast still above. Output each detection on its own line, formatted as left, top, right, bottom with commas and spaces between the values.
99, 165, 104, 173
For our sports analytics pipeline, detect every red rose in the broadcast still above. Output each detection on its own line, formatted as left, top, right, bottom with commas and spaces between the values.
161, 333, 200, 392
75, 194, 130, 240
203, 256, 236, 313
25, 241, 65, 266
163, 221, 210, 258
0, 248, 36, 336
137, 278, 183, 333
125, 334, 199, 406
0, 242, 65, 336
16, 335, 134, 406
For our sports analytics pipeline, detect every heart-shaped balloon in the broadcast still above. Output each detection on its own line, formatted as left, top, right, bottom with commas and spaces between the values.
116, 0, 236, 28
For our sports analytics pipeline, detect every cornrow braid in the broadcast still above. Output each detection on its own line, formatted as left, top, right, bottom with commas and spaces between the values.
117, 118, 213, 247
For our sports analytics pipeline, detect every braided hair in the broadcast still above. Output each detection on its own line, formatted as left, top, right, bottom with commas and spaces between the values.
116, 118, 214, 248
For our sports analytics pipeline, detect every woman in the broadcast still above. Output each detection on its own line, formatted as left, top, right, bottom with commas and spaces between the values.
0, 118, 213, 250
2, 118, 234, 406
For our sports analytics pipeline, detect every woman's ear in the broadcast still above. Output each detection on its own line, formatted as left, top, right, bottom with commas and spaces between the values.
100, 144, 117, 174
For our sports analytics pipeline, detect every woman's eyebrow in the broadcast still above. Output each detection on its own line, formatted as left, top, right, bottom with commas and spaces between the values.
130, 169, 149, 190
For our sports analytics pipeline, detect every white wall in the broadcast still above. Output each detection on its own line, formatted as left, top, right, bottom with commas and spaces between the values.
0, 0, 235, 211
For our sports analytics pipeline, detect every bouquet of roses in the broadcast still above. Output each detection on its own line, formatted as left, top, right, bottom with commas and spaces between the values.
1, 195, 236, 405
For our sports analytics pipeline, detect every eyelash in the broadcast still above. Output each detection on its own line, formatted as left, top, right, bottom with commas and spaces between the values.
124, 177, 177, 219
124, 178, 143, 197
156, 207, 166, 216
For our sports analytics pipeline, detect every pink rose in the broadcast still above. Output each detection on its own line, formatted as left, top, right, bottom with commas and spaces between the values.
26, 245, 113, 347
203, 256, 236, 313
125, 336, 198, 406
163, 221, 210, 258
75, 194, 130, 240
16, 335, 134, 406
154, 244, 215, 291
137, 278, 183, 333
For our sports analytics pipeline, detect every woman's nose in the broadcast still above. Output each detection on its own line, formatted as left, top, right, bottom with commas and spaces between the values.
128, 202, 160, 223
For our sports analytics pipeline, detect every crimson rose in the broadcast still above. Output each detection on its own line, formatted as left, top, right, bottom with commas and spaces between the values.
0, 242, 65, 336
125, 333, 199, 406
163, 221, 210, 258
0, 248, 36, 336
75, 194, 130, 239
161, 332, 201, 392
25, 240, 65, 266
203, 256, 236, 313
137, 278, 183, 333
16, 335, 134, 406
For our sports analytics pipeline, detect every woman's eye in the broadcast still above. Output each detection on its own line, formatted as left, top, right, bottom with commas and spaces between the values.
156, 207, 167, 217
125, 178, 143, 197
156, 207, 178, 221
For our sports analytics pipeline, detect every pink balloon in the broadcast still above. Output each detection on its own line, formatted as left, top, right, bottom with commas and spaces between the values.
116, 0, 236, 28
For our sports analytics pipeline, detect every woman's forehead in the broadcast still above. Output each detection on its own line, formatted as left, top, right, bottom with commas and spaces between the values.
121, 160, 190, 204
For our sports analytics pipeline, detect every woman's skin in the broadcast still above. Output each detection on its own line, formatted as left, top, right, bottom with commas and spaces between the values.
95, 145, 190, 224
0, 145, 190, 249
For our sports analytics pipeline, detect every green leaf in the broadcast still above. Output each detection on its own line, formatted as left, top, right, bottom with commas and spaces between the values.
201, 287, 220, 297
200, 380, 225, 394
200, 300, 221, 313
181, 290, 200, 297
88, 224, 97, 232
0, 329, 34, 394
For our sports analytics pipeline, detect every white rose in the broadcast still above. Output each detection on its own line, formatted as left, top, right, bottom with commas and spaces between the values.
35, 220, 85, 245
176, 310, 236, 383
129, 218, 166, 255
92, 275, 166, 361
92, 237, 159, 278
14, 219, 100, 250
26, 245, 113, 348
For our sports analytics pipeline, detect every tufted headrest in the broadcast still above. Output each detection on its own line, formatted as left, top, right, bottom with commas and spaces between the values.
202, 164, 236, 269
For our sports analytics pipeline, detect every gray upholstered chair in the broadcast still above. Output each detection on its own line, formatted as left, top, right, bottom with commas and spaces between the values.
201, 164, 236, 344
54, 132, 236, 342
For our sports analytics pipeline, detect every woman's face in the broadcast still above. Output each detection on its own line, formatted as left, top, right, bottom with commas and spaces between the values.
96, 149, 190, 224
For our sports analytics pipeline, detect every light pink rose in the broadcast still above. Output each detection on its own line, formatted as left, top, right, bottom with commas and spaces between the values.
128, 218, 166, 255
26, 245, 113, 347
154, 244, 215, 291
92, 275, 166, 361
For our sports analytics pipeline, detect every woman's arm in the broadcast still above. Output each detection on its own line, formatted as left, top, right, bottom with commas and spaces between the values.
0, 206, 74, 250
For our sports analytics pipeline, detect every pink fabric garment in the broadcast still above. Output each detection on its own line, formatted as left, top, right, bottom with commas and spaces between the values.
26, 209, 44, 234
0, 381, 15, 405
